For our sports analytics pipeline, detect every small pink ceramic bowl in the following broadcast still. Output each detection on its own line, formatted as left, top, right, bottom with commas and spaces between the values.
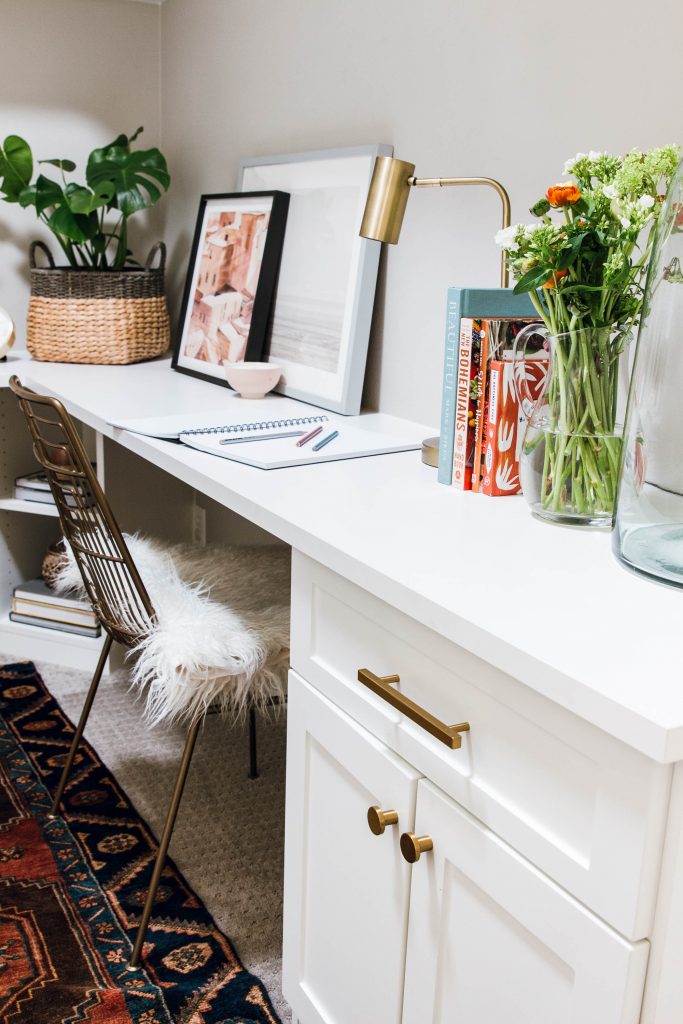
223, 361, 282, 399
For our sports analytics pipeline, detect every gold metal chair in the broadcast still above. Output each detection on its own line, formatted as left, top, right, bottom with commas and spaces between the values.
9, 375, 268, 968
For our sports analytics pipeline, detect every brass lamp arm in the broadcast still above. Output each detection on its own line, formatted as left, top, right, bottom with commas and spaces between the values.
409, 176, 511, 287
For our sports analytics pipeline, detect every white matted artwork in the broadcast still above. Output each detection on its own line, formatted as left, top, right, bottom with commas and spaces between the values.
239, 144, 392, 415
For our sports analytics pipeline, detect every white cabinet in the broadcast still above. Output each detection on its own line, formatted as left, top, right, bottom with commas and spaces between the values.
291, 551, 669, 941
283, 671, 420, 1024
285, 673, 650, 1024
402, 780, 649, 1024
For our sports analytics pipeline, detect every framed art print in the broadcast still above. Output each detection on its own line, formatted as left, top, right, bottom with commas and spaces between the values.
239, 144, 392, 414
172, 190, 290, 387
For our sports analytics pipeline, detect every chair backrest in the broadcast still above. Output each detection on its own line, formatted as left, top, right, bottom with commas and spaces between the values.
10, 376, 155, 647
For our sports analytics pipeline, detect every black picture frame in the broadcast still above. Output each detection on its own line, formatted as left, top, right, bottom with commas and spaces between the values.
172, 190, 289, 387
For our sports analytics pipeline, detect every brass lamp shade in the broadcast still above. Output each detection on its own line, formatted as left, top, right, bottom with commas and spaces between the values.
360, 156, 416, 244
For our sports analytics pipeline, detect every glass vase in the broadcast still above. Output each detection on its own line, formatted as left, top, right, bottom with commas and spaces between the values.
613, 159, 683, 586
515, 323, 630, 527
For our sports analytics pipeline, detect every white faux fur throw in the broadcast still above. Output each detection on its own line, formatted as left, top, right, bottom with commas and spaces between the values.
55, 535, 290, 726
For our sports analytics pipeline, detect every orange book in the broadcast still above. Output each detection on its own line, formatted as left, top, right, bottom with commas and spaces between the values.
481, 358, 548, 496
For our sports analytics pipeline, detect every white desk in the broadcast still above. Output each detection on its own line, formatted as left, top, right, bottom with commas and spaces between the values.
16, 354, 683, 762
8, 353, 683, 1024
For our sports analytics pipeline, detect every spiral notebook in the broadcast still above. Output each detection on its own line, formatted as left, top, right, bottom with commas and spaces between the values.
177, 414, 421, 469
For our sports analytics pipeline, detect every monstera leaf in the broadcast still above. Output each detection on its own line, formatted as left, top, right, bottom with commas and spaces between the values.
86, 128, 170, 218
0, 135, 33, 202
18, 176, 112, 245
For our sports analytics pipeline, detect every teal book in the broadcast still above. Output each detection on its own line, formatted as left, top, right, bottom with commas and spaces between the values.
437, 288, 538, 484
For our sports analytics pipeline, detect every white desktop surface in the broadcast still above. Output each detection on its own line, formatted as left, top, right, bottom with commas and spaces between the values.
15, 354, 683, 763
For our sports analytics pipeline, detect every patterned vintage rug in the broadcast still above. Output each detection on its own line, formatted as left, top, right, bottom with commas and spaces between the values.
0, 661, 281, 1024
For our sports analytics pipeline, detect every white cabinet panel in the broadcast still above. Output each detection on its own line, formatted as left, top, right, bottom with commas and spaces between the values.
402, 781, 649, 1024
283, 671, 420, 1024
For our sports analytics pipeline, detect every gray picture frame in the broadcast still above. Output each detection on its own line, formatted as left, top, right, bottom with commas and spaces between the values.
239, 143, 392, 415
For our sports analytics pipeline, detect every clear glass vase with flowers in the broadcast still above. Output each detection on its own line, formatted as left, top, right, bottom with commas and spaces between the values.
496, 146, 680, 526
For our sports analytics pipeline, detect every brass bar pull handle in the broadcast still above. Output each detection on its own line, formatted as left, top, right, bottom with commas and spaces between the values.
400, 832, 433, 864
367, 805, 399, 836
357, 668, 470, 750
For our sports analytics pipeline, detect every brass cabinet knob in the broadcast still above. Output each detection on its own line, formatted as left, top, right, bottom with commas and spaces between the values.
367, 805, 399, 836
400, 831, 434, 863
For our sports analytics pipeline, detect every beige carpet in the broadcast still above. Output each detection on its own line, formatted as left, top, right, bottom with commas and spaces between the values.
0, 648, 292, 1023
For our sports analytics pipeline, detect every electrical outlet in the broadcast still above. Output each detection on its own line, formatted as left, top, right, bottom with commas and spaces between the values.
192, 503, 206, 547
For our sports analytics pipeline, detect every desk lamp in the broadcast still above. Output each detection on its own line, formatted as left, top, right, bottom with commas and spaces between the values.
359, 156, 511, 287
359, 156, 512, 466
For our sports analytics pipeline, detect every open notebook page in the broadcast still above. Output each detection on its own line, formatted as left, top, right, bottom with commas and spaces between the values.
111, 395, 329, 439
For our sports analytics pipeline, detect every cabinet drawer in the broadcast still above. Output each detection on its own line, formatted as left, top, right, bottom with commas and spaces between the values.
291, 551, 670, 940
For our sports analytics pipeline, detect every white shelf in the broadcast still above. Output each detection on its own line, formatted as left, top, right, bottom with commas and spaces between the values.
0, 614, 104, 672
0, 497, 60, 517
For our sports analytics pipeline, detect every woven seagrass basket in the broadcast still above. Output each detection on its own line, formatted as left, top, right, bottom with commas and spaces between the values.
26, 241, 170, 364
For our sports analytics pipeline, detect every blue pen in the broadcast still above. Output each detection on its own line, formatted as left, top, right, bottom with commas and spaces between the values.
312, 429, 339, 452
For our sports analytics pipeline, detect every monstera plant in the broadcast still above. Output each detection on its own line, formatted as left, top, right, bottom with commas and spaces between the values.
0, 127, 170, 269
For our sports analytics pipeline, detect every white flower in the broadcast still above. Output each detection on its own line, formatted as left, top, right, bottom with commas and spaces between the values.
588, 150, 605, 161
603, 184, 618, 199
638, 194, 655, 210
563, 152, 585, 174
620, 216, 632, 229
494, 224, 523, 251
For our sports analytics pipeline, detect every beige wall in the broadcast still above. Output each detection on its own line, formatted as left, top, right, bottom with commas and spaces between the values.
2, 1, 680, 424
160, 0, 683, 426
0, 0, 162, 345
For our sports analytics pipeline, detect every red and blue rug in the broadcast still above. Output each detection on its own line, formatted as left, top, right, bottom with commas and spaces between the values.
0, 660, 281, 1023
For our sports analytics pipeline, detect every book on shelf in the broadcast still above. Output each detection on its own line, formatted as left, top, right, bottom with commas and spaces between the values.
480, 357, 549, 496
11, 579, 100, 636
13, 470, 55, 504
13, 468, 95, 506
471, 322, 492, 493
437, 288, 538, 485
14, 471, 51, 492
13, 578, 92, 611
14, 485, 56, 504
9, 612, 101, 639
452, 318, 485, 490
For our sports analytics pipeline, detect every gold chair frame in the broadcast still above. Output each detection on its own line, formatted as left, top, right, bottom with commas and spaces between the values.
10, 376, 262, 968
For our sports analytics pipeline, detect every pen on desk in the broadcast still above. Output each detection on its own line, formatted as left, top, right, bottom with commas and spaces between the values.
296, 425, 323, 447
312, 430, 339, 452
219, 430, 304, 445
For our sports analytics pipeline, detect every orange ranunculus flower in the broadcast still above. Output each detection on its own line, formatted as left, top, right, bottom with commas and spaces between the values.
542, 269, 569, 289
546, 183, 582, 207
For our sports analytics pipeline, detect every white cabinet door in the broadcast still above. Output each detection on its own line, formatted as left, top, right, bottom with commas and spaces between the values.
402, 781, 649, 1024
283, 671, 420, 1024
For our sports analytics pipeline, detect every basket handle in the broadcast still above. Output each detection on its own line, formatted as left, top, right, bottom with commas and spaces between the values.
145, 242, 166, 272
29, 241, 56, 269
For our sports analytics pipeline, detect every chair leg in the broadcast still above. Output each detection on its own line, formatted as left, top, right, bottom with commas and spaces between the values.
47, 633, 113, 819
128, 717, 202, 969
248, 706, 259, 780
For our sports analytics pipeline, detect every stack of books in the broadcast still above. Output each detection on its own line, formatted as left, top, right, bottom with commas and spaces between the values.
10, 578, 101, 638
14, 470, 55, 505
438, 287, 548, 495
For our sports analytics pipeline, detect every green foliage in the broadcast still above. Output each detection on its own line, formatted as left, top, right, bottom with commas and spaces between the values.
0, 128, 170, 269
